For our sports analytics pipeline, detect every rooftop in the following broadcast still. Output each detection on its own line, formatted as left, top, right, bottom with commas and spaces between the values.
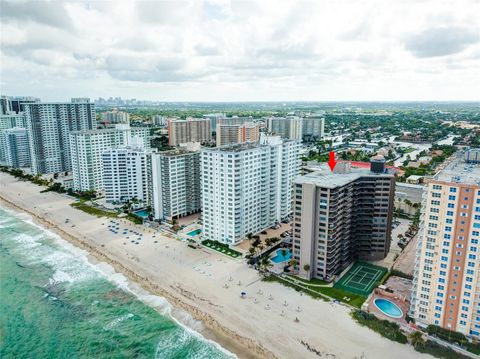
295, 163, 393, 189
431, 152, 480, 186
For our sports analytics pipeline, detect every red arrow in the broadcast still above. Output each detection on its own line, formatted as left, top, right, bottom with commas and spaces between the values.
327, 151, 337, 171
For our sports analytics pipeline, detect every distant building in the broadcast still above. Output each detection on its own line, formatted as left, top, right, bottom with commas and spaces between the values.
70, 125, 150, 191
406, 175, 424, 184
216, 121, 261, 146
24, 99, 96, 174
152, 115, 166, 126
201, 135, 301, 245
168, 118, 211, 146
10, 96, 41, 114
267, 117, 303, 141
102, 145, 152, 205
410, 158, 480, 340
292, 159, 395, 281
302, 116, 325, 142
101, 110, 129, 124
151, 149, 201, 221
203, 113, 226, 132
0, 96, 12, 115
4, 127, 31, 168
0, 112, 27, 164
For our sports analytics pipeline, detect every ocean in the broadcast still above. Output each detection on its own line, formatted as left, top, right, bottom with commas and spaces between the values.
0, 206, 235, 359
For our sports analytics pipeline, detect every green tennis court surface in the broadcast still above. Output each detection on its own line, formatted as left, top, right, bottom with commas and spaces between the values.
334, 262, 387, 296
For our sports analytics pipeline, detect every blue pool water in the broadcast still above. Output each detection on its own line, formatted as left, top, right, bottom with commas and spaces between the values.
133, 209, 149, 219
271, 249, 292, 263
374, 298, 403, 318
187, 229, 202, 236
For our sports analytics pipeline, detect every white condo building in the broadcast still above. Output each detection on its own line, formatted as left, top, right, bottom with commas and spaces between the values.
102, 145, 152, 205
0, 112, 27, 164
24, 99, 96, 174
70, 124, 150, 192
201, 135, 301, 245
151, 148, 201, 221
4, 127, 31, 168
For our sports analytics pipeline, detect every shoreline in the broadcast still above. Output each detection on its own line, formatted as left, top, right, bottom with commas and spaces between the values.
0, 195, 274, 359
0, 172, 430, 359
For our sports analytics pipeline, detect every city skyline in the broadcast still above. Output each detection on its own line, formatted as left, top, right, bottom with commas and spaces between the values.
1, 0, 480, 102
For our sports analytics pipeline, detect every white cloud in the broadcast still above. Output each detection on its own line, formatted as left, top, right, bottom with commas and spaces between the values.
0, 0, 479, 101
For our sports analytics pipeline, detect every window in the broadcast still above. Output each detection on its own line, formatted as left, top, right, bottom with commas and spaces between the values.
448, 195, 456, 200
448, 203, 455, 208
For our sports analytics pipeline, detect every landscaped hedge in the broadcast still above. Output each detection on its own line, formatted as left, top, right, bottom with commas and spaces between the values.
415, 340, 472, 359
201, 240, 241, 258
351, 310, 408, 344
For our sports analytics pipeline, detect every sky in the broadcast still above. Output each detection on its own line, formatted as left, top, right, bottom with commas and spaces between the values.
1, 0, 479, 102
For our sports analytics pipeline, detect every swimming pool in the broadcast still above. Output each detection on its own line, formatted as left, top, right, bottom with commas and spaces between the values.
133, 209, 149, 219
187, 229, 202, 236
374, 298, 403, 318
271, 249, 292, 263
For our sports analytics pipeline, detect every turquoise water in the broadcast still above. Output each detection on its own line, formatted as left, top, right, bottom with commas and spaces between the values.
374, 298, 403, 318
133, 209, 150, 219
0, 207, 234, 359
187, 229, 202, 236
271, 249, 292, 263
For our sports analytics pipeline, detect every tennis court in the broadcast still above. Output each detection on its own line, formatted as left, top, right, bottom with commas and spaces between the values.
334, 262, 387, 296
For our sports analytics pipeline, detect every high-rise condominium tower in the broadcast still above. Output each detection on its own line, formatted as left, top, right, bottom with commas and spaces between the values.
410, 157, 480, 340
292, 159, 395, 281
3, 127, 31, 168
102, 145, 152, 205
167, 118, 211, 146
69, 124, 150, 192
24, 99, 96, 174
216, 121, 261, 147
0, 112, 27, 164
201, 135, 300, 245
267, 117, 303, 141
151, 148, 201, 221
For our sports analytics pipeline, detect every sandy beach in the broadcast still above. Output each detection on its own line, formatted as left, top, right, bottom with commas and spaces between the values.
0, 172, 430, 359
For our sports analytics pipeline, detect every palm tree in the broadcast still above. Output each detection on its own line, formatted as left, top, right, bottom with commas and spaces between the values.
289, 259, 298, 268
303, 264, 310, 274
409, 331, 425, 348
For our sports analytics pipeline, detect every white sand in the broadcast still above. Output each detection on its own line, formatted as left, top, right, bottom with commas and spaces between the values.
0, 172, 430, 359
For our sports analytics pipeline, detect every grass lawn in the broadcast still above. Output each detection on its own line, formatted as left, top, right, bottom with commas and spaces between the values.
201, 240, 242, 258
287, 275, 328, 286
266, 274, 366, 308
71, 201, 118, 218
70, 201, 141, 225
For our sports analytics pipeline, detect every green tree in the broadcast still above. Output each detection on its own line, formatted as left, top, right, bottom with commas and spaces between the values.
409, 331, 425, 348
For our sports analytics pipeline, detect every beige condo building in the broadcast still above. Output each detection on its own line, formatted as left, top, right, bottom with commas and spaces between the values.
410, 156, 480, 340
167, 118, 211, 146
216, 121, 261, 147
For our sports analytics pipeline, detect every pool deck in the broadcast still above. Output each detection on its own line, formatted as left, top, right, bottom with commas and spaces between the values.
366, 276, 412, 325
